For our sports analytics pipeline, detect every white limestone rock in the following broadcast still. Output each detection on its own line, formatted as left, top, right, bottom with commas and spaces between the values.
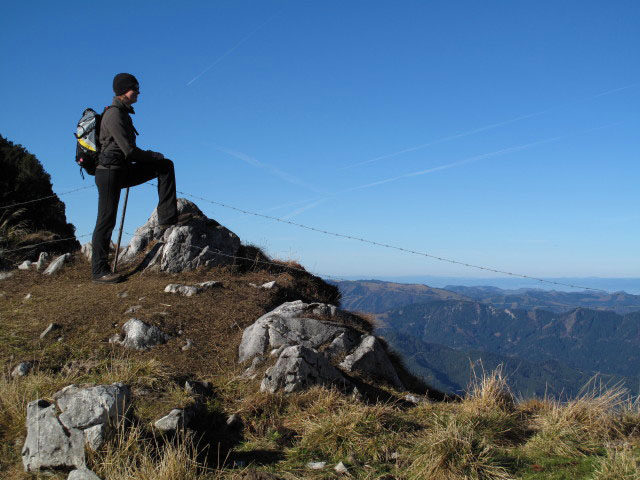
11, 361, 32, 378
35, 251, 49, 271
154, 408, 193, 432
111, 319, 170, 350
238, 300, 348, 364
22, 399, 85, 472
339, 335, 405, 390
120, 198, 240, 272
43, 253, 71, 275
260, 345, 350, 394
68, 468, 103, 480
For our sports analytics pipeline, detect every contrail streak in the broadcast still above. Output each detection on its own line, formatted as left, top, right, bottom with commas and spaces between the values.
341, 82, 639, 170
215, 146, 327, 195
346, 121, 622, 192
342, 111, 547, 170
345, 136, 563, 192
281, 198, 327, 220
186, 10, 283, 86
285, 121, 624, 218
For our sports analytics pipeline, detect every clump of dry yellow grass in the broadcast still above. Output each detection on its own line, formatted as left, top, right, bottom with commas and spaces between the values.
591, 446, 640, 480
89, 423, 209, 480
523, 379, 630, 457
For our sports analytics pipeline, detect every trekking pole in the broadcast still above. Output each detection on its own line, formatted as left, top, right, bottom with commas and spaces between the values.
112, 187, 130, 273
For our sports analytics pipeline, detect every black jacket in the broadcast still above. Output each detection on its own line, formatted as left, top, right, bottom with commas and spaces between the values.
98, 97, 154, 167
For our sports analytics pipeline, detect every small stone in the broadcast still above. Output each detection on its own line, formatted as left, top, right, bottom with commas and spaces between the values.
40, 323, 61, 339
164, 284, 202, 297
260, 281, 276, 289
184, 380, 213, 396
154, 408, 192, 432
198, 280, 221, 289
307, 461, 326, 470
68, 468, 103, 480
404, 394, 426, 405
57, 336, 64, 342
18, 261, 32, 270
177, 329, 184, 336
138, 296, 146, 301
124, 305, 142, 314
226, 414, 241, 428
43, 253, 71, 275
0, 272, 13, 280
35, 252, 49, 271
117, 291, 128, 298
11, 361, 32, 378
334, 461, 348, 474
23, 293, 32, 300
181, 339, 194, 351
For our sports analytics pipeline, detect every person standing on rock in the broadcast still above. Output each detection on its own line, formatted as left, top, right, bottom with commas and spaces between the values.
91, 73, 190, 284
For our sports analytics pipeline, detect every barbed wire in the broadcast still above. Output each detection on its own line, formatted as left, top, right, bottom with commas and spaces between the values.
0, 180, 615, 293
0, 185, 95, 210
123, 231, 350, 282
124, 231, 640, 310
146, 184, 609, 293
1, 234, 92, 254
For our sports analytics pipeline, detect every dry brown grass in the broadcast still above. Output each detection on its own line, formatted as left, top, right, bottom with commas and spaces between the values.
523, 379, 630, 457
591, 446, 640, 480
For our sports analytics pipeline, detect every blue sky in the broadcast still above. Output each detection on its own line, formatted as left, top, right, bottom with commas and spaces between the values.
1, 1, 638, 283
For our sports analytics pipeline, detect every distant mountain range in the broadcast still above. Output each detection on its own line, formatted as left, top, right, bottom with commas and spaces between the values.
336, 276, 640, 295
332, 280, 640, 314
332, 280, 640, 397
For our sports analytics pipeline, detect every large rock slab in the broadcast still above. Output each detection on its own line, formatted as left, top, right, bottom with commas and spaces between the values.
120, 198, 240, 272
56, 383, 131, 432
110, 319, 169, 350
22, 399, 85, 472
238, 300, 357, 363
340, 335, 405, 390
261, 345, 350, 393
22, 383, 130, 473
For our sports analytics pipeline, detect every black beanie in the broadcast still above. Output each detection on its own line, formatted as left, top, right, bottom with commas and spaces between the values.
113, 73, 139, 96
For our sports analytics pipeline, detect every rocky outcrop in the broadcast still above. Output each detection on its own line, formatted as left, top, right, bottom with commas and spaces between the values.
22, 383, 130, 472
119, 198, 240, 273
109, 319, 169, 350
339, 335, 404, 389
238, 300, 349, 363
239, 301, 405, 393
261, 345, 350, 393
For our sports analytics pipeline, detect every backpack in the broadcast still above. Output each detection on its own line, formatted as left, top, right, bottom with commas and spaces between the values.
74, 107, 108, 178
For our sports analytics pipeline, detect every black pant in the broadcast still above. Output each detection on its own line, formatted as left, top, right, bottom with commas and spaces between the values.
91, 159, 177, 278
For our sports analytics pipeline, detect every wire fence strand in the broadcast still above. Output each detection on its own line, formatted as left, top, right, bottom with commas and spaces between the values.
0, 180, 612, 292
0, 185, 95, 210
151, 184, 609, 293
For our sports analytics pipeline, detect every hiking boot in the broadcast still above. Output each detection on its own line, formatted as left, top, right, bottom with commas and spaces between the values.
157, 213, 195, 229
92, 272, 124, 284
